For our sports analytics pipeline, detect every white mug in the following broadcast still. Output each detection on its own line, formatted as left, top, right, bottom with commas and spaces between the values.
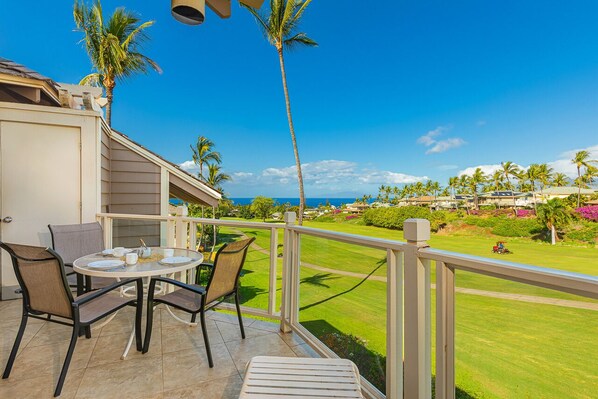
113, 247, 125, 257
163, 248, 174, 258
125, 252, 138, 265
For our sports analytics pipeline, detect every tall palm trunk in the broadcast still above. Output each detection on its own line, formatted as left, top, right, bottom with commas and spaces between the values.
577, 166, 581, 208
277, 47, 305, 225
550, 224, 556, 245
104, 80, 115, 126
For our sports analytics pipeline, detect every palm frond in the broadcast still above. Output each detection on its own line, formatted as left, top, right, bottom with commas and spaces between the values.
79, 72, 103, 87
284, 32, 317, 50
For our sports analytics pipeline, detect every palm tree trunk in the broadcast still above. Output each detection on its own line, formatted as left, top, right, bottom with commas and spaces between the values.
277, 48, 305, 225
551, 224, 556, 245
105, 84, 114, 126
577, 166, 581, 208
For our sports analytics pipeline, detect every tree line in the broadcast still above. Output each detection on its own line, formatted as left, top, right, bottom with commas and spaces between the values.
366, 152, 597, 210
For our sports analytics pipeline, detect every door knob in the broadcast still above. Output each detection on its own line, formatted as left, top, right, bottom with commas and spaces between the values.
2, 216, 13, 223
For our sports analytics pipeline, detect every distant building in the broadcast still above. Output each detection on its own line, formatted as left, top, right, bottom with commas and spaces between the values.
537, 187, 596, 201
345, 202, 370, 214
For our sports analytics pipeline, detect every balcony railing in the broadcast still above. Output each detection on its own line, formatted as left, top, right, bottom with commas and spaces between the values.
97, 210, 598, 399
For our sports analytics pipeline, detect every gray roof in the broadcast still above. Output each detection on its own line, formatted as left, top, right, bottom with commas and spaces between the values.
0, 57, 58, 88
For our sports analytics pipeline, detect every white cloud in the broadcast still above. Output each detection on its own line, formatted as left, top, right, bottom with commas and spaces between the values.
179, 160, 199, 175
417, 126, 466, 154
228, 160, 427, 191
549, 145, 598, 178
438, 164, 459, 171
426, 138, 466, 154
417, 126, 444, 146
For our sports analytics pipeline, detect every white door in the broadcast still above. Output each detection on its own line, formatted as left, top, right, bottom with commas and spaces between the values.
1, 121, 81, 297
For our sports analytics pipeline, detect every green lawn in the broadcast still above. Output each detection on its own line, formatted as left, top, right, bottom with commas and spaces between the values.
214, 219, 598, 398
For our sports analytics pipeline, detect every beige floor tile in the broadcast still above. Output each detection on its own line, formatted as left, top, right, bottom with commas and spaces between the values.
278, 331, 307, 347
0, 366, 84, 399
10, 337, 97, 380
215, 321, 272, 343
0, 319, 45, 356
162, 343, 238, 392
159, 306, 197, 329
162, 374, 243, 399
243, 319, 280, 333
224, 333, 296, 372
0, 299, 26, 321
75, 355, 163, 399
88, 329, 159, 367
292, 342, 322, 358
160, 320, 223, 355
28, 321, 82, 347
97, 306, 144, 337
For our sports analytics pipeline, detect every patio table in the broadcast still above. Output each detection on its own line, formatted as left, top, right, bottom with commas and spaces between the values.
73, 247, 203, 359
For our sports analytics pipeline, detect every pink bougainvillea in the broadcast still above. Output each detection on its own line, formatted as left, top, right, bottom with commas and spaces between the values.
345, 215, 358, 220
516, 209, 535, 218
575, 205, 598, 221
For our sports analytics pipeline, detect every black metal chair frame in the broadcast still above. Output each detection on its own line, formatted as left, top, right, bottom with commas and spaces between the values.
142, 238, 255, 367
0, 243, 144, 397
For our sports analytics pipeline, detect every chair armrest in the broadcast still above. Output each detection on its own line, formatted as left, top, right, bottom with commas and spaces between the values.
199, 262, 213, 268
74, 278, 141, 306
151, 276, 205, 295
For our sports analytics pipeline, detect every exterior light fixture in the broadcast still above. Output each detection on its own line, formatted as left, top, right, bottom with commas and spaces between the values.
171, 0, 205, 25
171, 0, 265, 25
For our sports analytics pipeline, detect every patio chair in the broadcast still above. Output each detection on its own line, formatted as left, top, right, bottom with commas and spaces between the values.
0, 242, 143, 397
48, 222, 114, 295
143, 237, 255, 367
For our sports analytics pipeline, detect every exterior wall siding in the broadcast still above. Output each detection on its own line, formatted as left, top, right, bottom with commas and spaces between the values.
108, 138, 161, 247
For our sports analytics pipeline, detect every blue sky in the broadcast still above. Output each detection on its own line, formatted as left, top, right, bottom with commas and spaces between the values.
1, 1, 597, 197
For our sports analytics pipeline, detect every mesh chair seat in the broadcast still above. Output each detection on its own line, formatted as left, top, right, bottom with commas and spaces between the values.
156, 285, 206, 313
77, 291, 134, 324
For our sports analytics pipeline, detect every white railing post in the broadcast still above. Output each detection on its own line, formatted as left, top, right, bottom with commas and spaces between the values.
280, 211, 296, 333
386, 248, 404, 399
435, 261, 455, 399
403, 218, 432, 399
189, 221, 197, 251
268, 227, 279, 316
166, 219, 176, 248
175, 205, 188, 248
102, 216, 113, 249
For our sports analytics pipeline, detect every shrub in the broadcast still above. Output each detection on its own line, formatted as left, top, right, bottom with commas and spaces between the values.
491, 218, 544, 237
462, 216, 543, 237
314, 215, 335, 223
345, 214, 358, 221
320, 332, 386, 394
363, 206, 431, 230
575, 205, 598, 222
565, 222, 598, 243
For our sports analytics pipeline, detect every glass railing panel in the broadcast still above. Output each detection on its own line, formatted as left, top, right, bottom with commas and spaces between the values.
298, 234, 388, 394
451, 269, 598, 398
215, 225, 281, 313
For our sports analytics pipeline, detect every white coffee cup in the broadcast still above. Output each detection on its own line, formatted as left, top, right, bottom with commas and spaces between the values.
125, 252, 138, 265
113, 247, 125, 257
163, 248, 174, 258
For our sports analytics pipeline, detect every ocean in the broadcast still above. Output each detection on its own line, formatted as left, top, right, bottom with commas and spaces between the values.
230, 197, 358, 208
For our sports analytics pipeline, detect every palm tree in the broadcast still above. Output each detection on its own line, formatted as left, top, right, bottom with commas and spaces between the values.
469, 168, 487, 210
500, 161, 521, 210
552, 172, 569, 187
206, 164, 231, 192
537, 199, 571, 245
490, 170, 504, 192
524, 164, 539, 211
243, 0, 317, 225
190, 136, 222, 181
536, 163, 553, 203
74, 0, 161, 126
571, 150, 597, 207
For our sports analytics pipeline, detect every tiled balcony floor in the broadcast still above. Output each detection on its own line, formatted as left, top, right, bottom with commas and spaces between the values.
0, 299, 318, 398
